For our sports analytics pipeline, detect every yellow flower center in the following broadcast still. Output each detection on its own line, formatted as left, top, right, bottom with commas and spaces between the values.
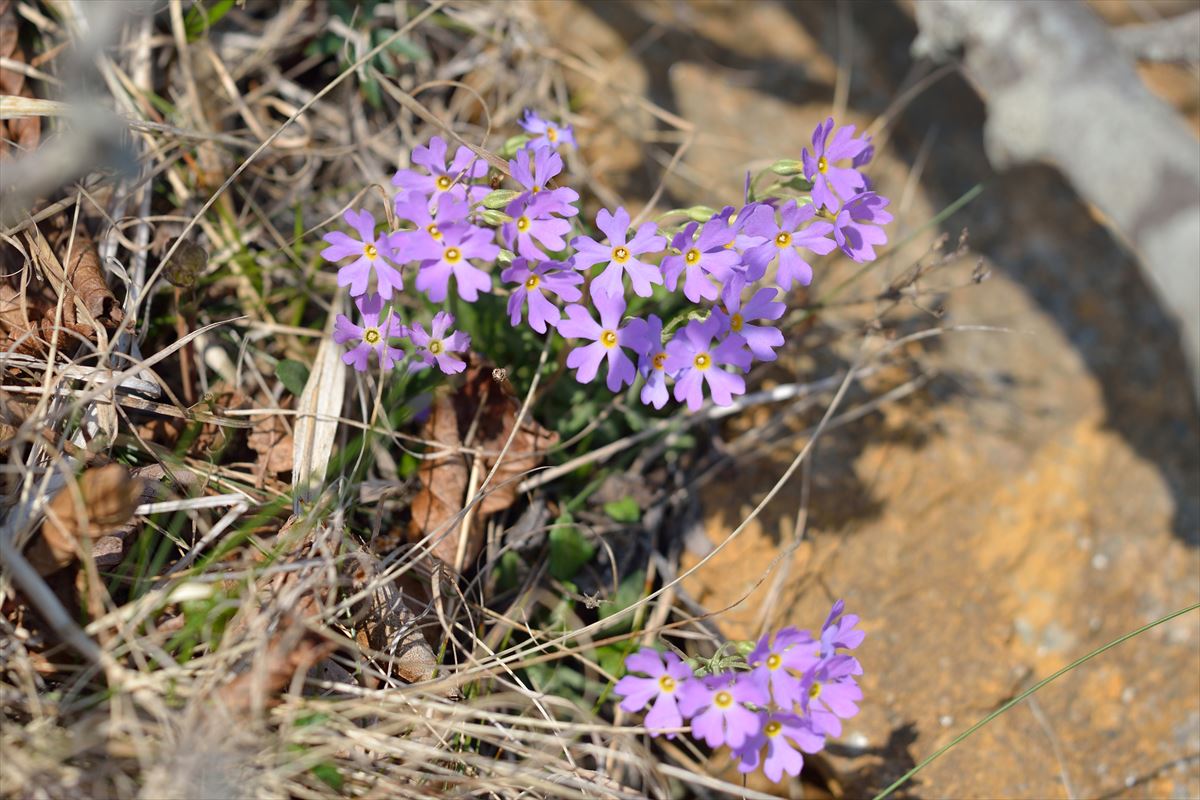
764, 720, 783, 738
524, 274, 540, 290
444, 246, 462, 264
684, 248, 701, 265
547, 127, 559, 143
817, 155, 828, 174
714, 690, 734, 709
363, 243, 378, 260
516, 216, 530, 232
775, 231, 792, 248
428, 339, 444, 355
730, 313, 744, 332
766, 653, 781, 670
600, 330, 618, 348
612, 246, 630, 264
657, 675, 676, 693
652, 352, 667, 371
363, 327, 381, 345
531, 184, 541, 194
809, 681, 822, 700
436, 175, 452, 191
426, 223, 442, 240
693, 352, 711, 370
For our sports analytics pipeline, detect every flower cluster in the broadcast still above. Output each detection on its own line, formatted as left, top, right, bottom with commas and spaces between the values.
319, 113, 891, 408
613, 600, 865, 784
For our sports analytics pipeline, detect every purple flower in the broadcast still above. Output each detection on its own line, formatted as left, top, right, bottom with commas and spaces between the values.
392, 136, 488, 204
509, 146, 579, 217
501, 258, 583, 333
391, 192, 470, 262
571, 207, 667, 299
332, 293, 405, 372
801, 118, 870, 211
660, 218, 741, 303
407, 311, 470, 375
747, 627, 816, 708
414, 223, 500, 303
664, 316, 750, 411
558, 292, 643, 392
501, 193, 573, 261
519, 109, 576, 150
678, 673, 768, 750
833, 192, 892, 263
613, 648, 694, 738
734, 713, 826, 783
743, 201, 836, 291
625, 314, 671, 409
714, 286, 785, 363
321, 208, 405, 300
818, 598, 866, 658
802, 655, 863, 737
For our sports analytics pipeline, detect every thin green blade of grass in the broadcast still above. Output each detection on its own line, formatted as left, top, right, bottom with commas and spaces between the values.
873, 601, 1200, 800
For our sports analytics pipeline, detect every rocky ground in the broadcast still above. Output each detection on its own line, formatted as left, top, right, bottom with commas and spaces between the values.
533, 1, 1200, 797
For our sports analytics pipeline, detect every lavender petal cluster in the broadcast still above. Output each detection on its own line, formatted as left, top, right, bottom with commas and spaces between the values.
318, 112, 891, 406
614, 600, 865, 784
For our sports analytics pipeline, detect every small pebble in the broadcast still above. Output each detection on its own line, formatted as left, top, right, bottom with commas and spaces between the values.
1092, 552, 1110, 570
939, 715, 954, 728
845, 732, 869, 752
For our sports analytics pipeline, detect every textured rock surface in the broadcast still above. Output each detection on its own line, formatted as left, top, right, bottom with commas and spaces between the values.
535, 1, 1200, 797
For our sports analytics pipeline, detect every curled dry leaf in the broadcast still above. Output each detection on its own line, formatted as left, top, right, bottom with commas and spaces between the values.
0, 0, 41, 158
23, 464, 143, 576
53, 228, 123, 328
407, 359, 558, 569
347, 546, 437, 684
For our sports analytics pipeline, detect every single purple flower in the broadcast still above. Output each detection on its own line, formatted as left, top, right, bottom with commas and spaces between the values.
801, 118, 870, 211
391, 192, 470, 263
624, 314, 672, 410
509, 146, 579, 217
714, 286, 785, 363
392, 136, 488, 204
501, 193, 573, 261
747, 627, 816, 709
833, 192, 892, 263
677, 673, 768, 751
407, 311, 470, 375
818, 598, 866, 658
414, 223, 500, 303
501, 257, 583, 333
734, 712, 826, 783
321, 208, 405, 299
802, 655, 863, 737
557, 292, 642, 392
660, 218, 741, 303
743, 200, 836, 291
664, 316, 750, 411
332, 293, 405, 372
613, 648, 694, 738
571, 207, 667, 299
519, 109, 576, 150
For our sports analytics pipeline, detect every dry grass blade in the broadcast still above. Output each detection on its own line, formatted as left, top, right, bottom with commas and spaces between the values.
292, 327, 346, 505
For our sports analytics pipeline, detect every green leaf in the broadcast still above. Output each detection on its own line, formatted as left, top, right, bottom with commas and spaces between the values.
597, 643, 628, 677
184, 0, 235, 41
769, 158, 805, 176
276, 359, 310, 396
310, 762, 344, 791
479, 209, 513, 226
481, 189, 521, 210
494, 550, 522, 593
548, 513, 594, 580
603, 497, 641, 524
598, 570, 645, 634
501, 134, 533, 158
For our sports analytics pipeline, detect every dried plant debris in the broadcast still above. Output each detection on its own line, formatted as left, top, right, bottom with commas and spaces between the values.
0, 0, 41, 157
23, 464, 143, 576
408, 359, 558, 570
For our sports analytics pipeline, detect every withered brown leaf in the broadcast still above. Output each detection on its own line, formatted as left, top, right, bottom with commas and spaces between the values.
407, 359, 558, 570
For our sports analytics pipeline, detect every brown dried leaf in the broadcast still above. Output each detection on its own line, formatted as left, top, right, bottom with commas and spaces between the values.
53, 229, 123, 328
348, 547, 437, 684
0, 0, 39, 156
407, 359, 558, 569
24, 464, 143, 576
247, 402, 293, 475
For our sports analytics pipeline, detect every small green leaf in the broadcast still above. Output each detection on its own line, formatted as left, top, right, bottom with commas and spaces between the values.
769, 158, 805, 176
481, 189, 521, 210
494, 550, 522, 593
501, 134, 533, 158
603, 497, 641, 524
598, 570, 645, 634
548, 513, 594, 580
184, 0, 235, 41
277, 359, 310, 397
479, 209, 513, 226
310, 762, 344, 791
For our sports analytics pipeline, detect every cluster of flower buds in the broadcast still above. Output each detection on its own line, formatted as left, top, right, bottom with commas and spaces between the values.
320, 113, 891, 408
614, 601, 864, 783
